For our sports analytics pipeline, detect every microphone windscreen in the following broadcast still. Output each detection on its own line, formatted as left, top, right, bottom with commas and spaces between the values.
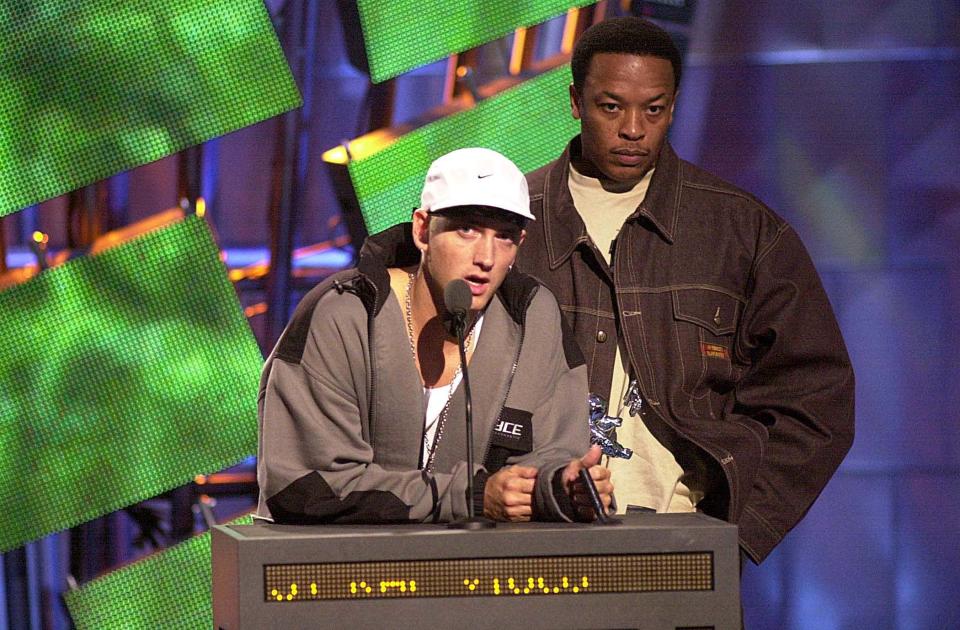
443, 279, 472, 316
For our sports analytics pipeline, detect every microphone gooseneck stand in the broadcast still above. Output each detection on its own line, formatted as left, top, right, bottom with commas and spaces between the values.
445, 280, 494, 530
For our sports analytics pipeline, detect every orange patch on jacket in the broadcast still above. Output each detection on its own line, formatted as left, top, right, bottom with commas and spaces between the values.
700, 342, 730, 360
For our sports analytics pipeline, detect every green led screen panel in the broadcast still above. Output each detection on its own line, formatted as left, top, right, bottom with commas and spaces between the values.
0, 0, 301, 217
0, 216, 261, 552
65, 514, 254, 629
350, 65, 579, 234
357, 0, 592, 83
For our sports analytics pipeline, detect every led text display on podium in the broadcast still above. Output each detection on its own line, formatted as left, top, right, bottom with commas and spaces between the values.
0, 0, 300, 217
348, 65, 578, 234
212, 515, 743, 629
264, 553, 713, 601
356, 0, 591, 83
0, 216, 260, 552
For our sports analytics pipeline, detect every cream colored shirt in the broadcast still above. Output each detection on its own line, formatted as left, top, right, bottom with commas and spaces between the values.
568, 164, 697, 513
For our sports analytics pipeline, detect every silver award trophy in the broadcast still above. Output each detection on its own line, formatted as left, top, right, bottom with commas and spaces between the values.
623, 379, 643, 417
588, 393, 634, 460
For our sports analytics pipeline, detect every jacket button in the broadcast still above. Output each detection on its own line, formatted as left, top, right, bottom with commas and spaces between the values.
596, 330, 608, 343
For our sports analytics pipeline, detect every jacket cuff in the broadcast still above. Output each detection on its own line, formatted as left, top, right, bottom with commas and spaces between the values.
737, 505, 783, 564
528, 464, 575, 522
549, 469, 578, 521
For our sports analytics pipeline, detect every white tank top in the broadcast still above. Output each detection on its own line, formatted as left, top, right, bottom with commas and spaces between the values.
420, 313, 485, 466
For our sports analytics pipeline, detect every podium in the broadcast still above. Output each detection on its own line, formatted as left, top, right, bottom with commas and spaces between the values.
212, 513, 740, 629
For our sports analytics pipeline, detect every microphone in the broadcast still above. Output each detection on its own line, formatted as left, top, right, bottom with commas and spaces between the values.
443, 280, 494, 529
442, 278, 472, 338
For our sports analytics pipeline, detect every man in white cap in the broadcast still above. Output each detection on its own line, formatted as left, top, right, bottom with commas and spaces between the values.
257, 147, 612, 524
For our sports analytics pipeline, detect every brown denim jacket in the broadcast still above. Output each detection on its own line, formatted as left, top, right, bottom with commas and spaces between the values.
516, 138, 855, 562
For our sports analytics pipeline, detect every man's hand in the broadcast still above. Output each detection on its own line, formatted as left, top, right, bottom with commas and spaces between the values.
561, 445, 613, 521
483, 465, 538, 522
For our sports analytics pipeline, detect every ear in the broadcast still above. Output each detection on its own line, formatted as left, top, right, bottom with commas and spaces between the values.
668, 89, 679, 125
569, 83, 582, 120
517, 229, 527, 248
411, 209, 430, 253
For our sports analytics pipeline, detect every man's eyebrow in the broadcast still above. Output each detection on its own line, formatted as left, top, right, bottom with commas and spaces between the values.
597, 91, 668, 104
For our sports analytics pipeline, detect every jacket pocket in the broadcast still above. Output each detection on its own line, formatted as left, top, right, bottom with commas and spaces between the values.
671, 287, 743, 402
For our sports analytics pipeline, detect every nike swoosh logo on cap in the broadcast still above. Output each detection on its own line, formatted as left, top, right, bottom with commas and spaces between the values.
477, 173, 493, 179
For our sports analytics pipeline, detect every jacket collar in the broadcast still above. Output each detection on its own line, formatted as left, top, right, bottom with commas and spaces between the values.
356, 222, 539, 323
540, 136, 681, 268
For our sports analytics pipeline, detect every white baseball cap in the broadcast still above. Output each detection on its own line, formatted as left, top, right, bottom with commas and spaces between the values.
419, 148, 535, 222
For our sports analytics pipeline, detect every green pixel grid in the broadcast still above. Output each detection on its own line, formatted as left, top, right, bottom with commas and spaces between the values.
64, 514, 254, 629
357, 0, 591, 83
0, 0, 301, 217
0, 216, 261, 552
349, 65, 578, 234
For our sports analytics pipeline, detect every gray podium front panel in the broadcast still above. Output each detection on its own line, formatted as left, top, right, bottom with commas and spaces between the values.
212, 513, 740, 629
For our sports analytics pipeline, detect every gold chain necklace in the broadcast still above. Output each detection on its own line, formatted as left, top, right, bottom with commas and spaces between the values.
405, 271, 474, 471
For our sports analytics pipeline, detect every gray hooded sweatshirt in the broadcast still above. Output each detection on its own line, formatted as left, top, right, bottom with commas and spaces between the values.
256, 224, 591, 524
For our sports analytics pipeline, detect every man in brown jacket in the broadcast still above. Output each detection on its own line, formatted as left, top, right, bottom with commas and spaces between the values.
516, 17, 854, 563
